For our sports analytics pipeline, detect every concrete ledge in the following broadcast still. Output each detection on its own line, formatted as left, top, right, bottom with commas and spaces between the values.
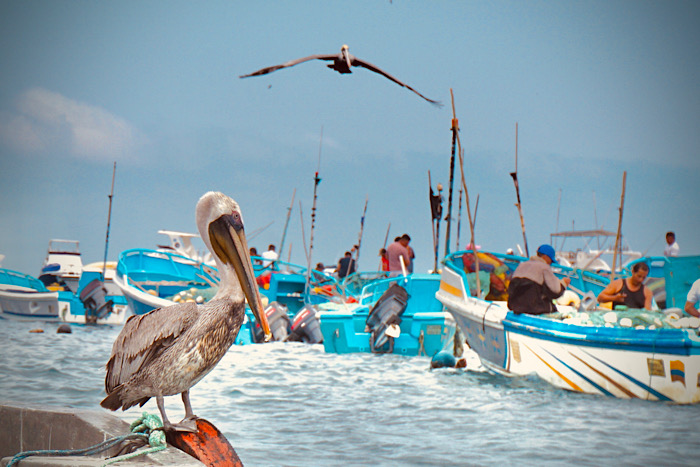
0, 402, 202, 466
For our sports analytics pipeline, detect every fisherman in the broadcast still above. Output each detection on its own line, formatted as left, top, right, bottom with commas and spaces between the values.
663, 231, 680, 257
261, 244, 278, 267
507, 244, 570, 314
597, 262, 653, 310
386, 234, 412, 276
336, 251, 356, 279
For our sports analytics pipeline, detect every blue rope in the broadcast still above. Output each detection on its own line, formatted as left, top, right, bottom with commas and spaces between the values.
7, 412, 167, 467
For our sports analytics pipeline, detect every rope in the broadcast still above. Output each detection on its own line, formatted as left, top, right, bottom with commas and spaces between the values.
7, 412, 166, 467
102, 412, 167, 466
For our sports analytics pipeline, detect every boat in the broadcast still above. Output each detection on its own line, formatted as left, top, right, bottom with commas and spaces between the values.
114, 248, 335, 344
550, 228, 642, 274
38, 239, 83, 293
622, 255, 700, 310
0, 267, 60, 321
318, 273, 456, 356
436, 249, 700, 404
68, 262, 129, 325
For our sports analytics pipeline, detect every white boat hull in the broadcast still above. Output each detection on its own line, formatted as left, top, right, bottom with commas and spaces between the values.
437, 258, 700, 404
0, 287, 59, 321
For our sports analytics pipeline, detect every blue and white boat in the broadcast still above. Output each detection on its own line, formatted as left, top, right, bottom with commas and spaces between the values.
318, 273, 456, 356
436, 249, 700, 404
114, 248, 336, 344
0, 268, 60, 321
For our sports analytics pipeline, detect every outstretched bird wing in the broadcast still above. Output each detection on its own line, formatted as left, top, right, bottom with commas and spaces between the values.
239, 54, 339, 78
350, 56, 442, 106
105, 301, 199, 393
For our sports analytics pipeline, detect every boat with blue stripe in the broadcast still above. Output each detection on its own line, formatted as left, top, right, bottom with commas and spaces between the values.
437, 249, 700, 403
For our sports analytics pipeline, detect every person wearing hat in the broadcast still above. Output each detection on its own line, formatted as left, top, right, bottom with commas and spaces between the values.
507, 244, 570, 315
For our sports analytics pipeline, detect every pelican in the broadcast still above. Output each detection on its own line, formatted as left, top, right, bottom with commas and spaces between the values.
240, 44, 441, 106
100, 192, 272, 431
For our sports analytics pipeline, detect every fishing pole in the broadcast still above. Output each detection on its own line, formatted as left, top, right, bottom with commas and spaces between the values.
510, 122, 530, 258
278, 188, 296, 259
102, 162, 116, 280
379, 222, 391, 271
444, 107, 458, 258
353, 196, 368, 271
611, 171, 627, 281
428, 170, 443, 273
456, 185, 463, 253
451, 89, 482, 297
304, 127, 323, 301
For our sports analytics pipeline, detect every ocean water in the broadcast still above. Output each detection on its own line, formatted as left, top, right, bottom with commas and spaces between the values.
1, 318, 699, 467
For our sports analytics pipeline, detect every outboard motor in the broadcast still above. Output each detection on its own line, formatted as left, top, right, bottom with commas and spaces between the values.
79, 278, 114, 324
254, 302, 290, 342
365, 283, 409, 353
286, 305, 323, 344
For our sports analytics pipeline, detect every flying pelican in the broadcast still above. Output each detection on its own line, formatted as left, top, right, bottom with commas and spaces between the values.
101, 192, 272, 432
240, 44, 441, 106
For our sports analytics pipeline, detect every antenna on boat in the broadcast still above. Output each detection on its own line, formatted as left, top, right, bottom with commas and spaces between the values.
304, 127, 323, 301
278, 188, 296, 259
510, 122, 530, 258
428, 170, 443, 273
451, 89, 482, 296
379, 222, 391, 272
353, 196, 368, 271
455, 186, 463, 252
610, 171, 627, 281
592, 190, 601, 250
102, 162, 116, 280
554, 188, 562, 251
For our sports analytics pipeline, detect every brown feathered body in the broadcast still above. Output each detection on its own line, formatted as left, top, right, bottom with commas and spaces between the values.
101, 297, 244, 411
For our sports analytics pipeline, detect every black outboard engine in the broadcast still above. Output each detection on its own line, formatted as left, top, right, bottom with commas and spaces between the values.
286, 305, 324, 344
79, 278, 114, 324
257, 302, 291, 342
365, 283, 409, 353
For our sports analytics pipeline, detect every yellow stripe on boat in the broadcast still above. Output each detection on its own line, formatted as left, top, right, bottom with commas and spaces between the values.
524, 343, 584, 392
440, 280, 462, 298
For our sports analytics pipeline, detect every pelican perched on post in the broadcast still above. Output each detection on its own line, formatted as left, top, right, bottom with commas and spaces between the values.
240, 44, 442, 106
101, 192, 272, 432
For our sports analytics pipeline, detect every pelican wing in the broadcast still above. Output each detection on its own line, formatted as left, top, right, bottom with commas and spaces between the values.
105, 301, 199, 392
239, 54, 338, 78
350, 57, 442, 106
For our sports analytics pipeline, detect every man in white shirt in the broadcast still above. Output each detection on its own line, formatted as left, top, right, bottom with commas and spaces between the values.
261, 244, 279, 267
663, 231, 680, 257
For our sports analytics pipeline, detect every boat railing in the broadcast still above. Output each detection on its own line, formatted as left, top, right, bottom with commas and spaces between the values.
0, 268, 50, 292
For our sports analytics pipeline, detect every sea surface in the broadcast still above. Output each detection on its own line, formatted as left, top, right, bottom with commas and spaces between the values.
1, 318, 699, 467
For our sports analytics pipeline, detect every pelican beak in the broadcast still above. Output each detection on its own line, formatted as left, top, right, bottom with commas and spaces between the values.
209, 214, 272, 342
342, 44, 351, 68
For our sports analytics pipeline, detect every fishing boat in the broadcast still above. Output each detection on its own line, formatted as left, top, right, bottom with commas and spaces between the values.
66, 262, 128, 325
114, 248, 335, 344
621, 255, 700, 310
0, 268, 60, 321
38, 239, 83, 293
436, 249, 700, 404
318, 273, 456, 356
551, 228, 642, 274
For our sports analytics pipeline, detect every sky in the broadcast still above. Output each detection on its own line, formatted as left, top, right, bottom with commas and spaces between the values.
0, 1, 698, 277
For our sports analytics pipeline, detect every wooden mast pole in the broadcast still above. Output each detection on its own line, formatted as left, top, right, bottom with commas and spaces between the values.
510, 123, 530, 257
610, 171, 627, 281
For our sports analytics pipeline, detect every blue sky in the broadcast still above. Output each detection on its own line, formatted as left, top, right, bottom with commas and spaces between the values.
1, 1, 698, 276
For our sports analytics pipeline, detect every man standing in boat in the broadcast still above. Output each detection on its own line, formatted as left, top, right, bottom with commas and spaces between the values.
597, 262, 653, 310
386, 234, 412, 276
507, 244, 570, 314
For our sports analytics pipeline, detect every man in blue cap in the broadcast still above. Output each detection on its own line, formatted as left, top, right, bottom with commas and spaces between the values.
507, 244, 571, 314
